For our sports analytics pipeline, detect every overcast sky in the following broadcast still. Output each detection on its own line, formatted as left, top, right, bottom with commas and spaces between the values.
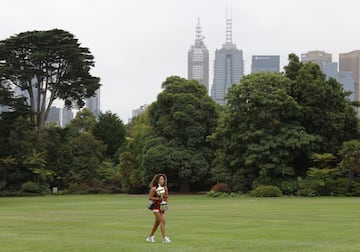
2, 0, 360, 122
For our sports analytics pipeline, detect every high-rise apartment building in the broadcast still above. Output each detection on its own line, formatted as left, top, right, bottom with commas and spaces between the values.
86, 88, 101, 118
188, 19, 209, 91
211, 18, 244, 105
251, 55, 280, 73
339, 50, 360, 115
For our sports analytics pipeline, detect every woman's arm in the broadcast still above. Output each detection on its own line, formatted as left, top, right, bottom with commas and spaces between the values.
163, 186, 169, 201
148, 187, 161, 201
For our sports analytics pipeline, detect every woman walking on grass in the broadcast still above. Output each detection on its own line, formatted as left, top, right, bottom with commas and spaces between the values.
146, 173, 172, 243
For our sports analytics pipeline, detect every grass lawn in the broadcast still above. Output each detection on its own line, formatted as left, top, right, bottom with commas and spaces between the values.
0, 194, 360, 252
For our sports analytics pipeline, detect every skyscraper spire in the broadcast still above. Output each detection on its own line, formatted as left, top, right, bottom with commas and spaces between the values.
188, 19, 209, 91
212, 6, 243, 105
224, 5, 235, 49
226, 18, 232, 44
195, 18, 204, 47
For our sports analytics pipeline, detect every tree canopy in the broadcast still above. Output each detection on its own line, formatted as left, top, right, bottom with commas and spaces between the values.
284, 54, 359, 153
210, 54, 359, 192
211, 72, 315, 191
92, 111, 127, 160
145, 76, 219, 192
0, 29, 100, 130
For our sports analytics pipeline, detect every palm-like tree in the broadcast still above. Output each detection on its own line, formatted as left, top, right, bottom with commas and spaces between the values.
24, 150, 54, 184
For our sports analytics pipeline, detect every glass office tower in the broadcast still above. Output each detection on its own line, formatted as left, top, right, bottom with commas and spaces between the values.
211, 18, 243, 105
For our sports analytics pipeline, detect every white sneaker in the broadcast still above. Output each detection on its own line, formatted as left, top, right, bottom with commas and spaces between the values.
146, 236, 155, 243
162, 236, 172, 243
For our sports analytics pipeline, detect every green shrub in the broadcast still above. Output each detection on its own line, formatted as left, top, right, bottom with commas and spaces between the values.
324, 178, 347, 196
67, 182, 90, 194
296, 177, 321, 196
206, 191, 241, 198
328, 178, 360, 196
279, 180, 298, 195
21, 181, 42, 193
250, 185, 282, 197
296, 175, 352, 197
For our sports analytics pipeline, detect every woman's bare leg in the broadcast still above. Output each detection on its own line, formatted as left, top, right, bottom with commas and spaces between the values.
149, 218, 160, 236
153, 212, 166, 238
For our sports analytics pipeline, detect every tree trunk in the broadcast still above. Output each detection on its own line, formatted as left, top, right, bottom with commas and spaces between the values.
37, 112, 45, 131
179, 177, 190, 193
346, 169, 354, 193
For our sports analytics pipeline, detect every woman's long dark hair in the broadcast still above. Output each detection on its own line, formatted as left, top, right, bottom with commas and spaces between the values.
149, 173, 168, 189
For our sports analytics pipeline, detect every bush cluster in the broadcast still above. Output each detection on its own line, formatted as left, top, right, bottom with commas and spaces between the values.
21, 181, 42, 193
250, 185, 282, 197
206, 191, 241, 198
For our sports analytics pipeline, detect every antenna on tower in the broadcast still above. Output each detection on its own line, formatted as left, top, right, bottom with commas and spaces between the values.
225, 3, 233, 45
195, 18, 204, 46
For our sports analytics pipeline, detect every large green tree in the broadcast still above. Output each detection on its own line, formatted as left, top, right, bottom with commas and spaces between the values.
57, 132, 106, 189
284, 54, 359, 153
0, 29, 100, 130
145, 76, 219, 192
211, 72, 315, 191
0, 80, 31, 158
92, 111, 127, 160
119, 111, 152, 192
67, 108, 96, 133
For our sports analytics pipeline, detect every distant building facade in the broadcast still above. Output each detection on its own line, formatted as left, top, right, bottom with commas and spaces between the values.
301, 50, 357, 113
46, 106, 61, 126
128, 104, 148, 123
211, 18, 244, 105
339, 50, 360, 115
86, 89, 101, 118
301, 50, 332, 67
321, 62, 338, 79
188, 19, 209, 91
338, 71, 356, 101
251, 55, 280, 73
132, 104, 148, 118
301, 50, 339, 80
62, 107, 73, 127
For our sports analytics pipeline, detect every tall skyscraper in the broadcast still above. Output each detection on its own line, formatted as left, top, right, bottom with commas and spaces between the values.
188, 19, 209, 91
251, 55, 280, 73
86, 88, 101, 118
211, 17, 244, 105
339, 50, 360, 115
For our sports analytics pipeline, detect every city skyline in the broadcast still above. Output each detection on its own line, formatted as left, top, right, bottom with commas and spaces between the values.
2, 0, 360, 122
